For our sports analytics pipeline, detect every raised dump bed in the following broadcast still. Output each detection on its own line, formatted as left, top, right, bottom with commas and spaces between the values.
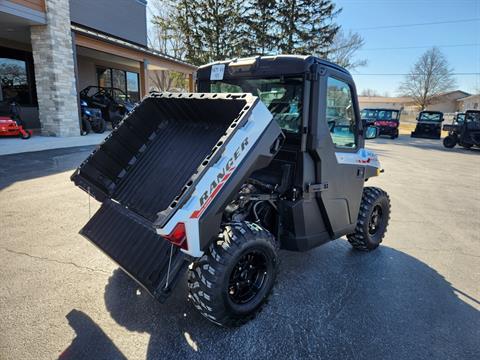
72, 92, 282, 300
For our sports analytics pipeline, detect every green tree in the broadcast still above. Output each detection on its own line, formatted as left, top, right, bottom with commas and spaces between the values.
275, 0, 340, 55
242, 0, 277, 56
173, 0, 246, 65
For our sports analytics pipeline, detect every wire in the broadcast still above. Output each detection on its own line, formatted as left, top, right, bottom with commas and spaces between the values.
353, 18, 480, 31
360, 43, 479, 51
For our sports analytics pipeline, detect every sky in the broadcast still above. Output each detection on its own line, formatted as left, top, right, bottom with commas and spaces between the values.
147, 0, 480, 96
335, 0, 480, 95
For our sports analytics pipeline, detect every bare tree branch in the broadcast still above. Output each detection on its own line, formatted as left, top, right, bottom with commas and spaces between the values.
326, 30, 367, 71
398, 47, 456, 110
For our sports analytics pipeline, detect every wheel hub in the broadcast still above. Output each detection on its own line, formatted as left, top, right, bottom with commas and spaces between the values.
228, 251, 268, 304
368, 205, 383, 235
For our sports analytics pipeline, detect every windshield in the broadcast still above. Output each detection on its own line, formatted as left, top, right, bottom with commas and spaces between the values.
361, 109, 378, 119
209, 77, 303, 133
465, 111, 480, 122
377, 110, 399, 120
419, 112, 442, 122
455, 113, 465, 123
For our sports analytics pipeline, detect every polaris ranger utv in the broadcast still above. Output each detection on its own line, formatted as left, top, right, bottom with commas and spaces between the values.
361, 108, 400, 139
411, 110, 444, 139
72, 55, 390, 327
443, 110, 480, 149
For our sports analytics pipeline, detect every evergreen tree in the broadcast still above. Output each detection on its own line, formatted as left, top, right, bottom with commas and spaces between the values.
174, 0, 246, 65
275, 0, 340, 55
242, 0, 277, 56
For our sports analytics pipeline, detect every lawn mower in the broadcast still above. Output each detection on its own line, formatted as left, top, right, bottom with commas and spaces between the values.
0, 101, 31, 139
443, 110, 480, 149
72, 55, 391, 327
410, 110, 444, 139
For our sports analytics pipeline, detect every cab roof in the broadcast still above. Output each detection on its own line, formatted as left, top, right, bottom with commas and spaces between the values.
362, 108, 400, 112
196, 55, 351, 80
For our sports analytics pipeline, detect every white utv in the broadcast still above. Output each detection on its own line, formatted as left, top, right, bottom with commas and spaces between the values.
72, 55, 390, 327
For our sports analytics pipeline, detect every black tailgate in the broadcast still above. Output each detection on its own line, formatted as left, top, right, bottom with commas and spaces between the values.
80, 200, 186, 302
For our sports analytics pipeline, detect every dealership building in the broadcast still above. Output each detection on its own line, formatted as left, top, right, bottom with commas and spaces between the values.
0, 0, 196, 136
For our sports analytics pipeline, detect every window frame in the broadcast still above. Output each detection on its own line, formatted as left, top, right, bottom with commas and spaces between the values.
96, 66, 140, 102
325, 75, 360, 151
0, 46, 37, 106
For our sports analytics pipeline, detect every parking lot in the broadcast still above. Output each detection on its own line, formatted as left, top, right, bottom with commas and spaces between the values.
0, 135, 479, 360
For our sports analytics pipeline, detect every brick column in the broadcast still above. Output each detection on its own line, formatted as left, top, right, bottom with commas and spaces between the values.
30, 0, 80, 137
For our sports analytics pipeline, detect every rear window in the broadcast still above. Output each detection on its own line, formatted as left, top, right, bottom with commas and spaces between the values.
420, 112, 442, 122
209, 77, 304, 134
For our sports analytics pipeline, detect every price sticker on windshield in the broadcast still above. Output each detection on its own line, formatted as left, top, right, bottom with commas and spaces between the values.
210, 64, 225, 81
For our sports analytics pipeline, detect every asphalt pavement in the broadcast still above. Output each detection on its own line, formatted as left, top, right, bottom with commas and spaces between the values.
0, 136, 479, 360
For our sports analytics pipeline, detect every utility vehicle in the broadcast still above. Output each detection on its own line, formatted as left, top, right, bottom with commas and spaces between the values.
80, 100, 106, 135
410, 110, 444, 139
80, 86, 135, 128
443, 110, 480, 149
361, 108, 400, 139
72, 56, 391, 327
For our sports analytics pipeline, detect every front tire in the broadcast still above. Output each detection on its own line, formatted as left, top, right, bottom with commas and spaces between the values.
188, 222, 278, 327
443, 135, 457, 148
92, 117, 106, 133
347, 187, 391, 251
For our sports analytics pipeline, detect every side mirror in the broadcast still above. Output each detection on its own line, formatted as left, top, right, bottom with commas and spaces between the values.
365, 126, 379, 139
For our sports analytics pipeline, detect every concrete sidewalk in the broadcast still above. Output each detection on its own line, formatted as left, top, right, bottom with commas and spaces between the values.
0, 132, 110, 156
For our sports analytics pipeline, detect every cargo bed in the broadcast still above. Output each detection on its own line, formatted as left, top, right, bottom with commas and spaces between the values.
72, 93, 282, 301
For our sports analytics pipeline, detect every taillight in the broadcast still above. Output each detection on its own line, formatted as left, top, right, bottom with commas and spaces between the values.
164, 222, 188, 250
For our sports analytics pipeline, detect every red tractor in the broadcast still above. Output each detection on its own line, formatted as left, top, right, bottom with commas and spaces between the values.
0, 101, 31, 139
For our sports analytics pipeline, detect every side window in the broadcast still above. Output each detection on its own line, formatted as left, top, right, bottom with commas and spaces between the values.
326, 77, 357, 149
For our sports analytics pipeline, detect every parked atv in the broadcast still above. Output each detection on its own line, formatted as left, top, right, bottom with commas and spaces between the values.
443, 110, 480, 149
411, 111, 444, 139
361, 108, 400, 139
72, 56, 391, 327
79, 86, 135, 128
0, 101, 31, 139
361, 108, 379, 126
80, 100, 106, 135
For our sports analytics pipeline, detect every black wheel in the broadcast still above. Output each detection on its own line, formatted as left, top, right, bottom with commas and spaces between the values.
81, 117, 92, 134
347, 187, 390, 251
20, 130, 31, 140
443, 135, 457, 148
92, 117, 106, 133
188, 222, 278, 327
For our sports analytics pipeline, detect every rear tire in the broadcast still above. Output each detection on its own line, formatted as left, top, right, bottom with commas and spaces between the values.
92, 118, 106, 134
82, 117, 92, 134
443, 135, 457, 148
347, 187, 390, 251
188, 222, 278, 327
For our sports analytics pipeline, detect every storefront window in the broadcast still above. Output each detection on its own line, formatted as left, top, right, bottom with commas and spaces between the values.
127, 72, 140, 102
97, 68, 112, 88
96, 67, 139, 102
0, 58, 29, 105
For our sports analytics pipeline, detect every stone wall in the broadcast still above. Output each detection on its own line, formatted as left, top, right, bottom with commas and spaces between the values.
30, 0, 79, 136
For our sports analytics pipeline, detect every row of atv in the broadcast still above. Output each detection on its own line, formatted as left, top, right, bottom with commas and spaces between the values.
361, 107, 480, 150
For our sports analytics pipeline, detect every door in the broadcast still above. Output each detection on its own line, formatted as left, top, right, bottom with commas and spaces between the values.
313, 72, 366, 237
